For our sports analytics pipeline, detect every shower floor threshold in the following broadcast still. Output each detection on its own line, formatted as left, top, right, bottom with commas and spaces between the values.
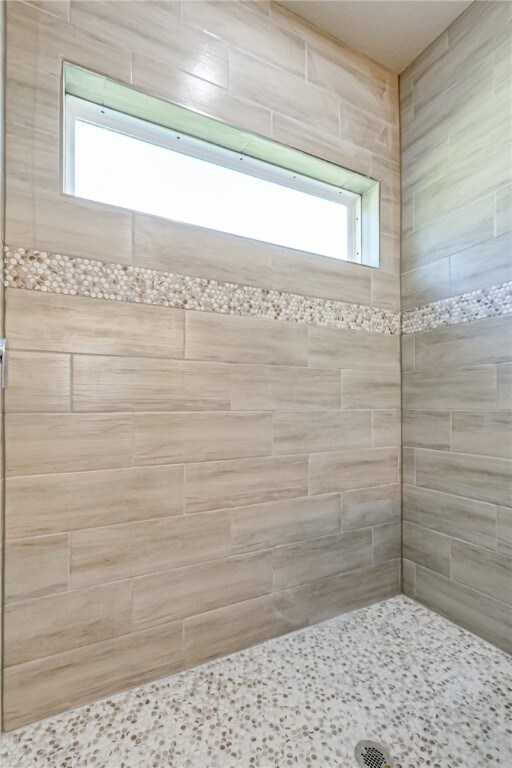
1, 596, 510, 767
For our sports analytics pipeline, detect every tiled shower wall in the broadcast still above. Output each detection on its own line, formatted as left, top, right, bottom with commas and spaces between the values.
400, 1, 512, 652
2, 1, 401, 729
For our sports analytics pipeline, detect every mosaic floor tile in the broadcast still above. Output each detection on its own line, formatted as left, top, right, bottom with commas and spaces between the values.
1, 596, 510, 768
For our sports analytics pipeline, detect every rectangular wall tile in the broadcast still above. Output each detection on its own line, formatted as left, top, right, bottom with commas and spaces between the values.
6, 351, 71, 412
402, 410, 451, 450
73, 356, 231, 412
273, 410, 371, 455
134, 412, 272, 465
6, 466, 184, 539
403, 366, 497, 410
6, 413, 133, 476
230, 494, 341, 554
414, 316, 512, 370
309, 326, 399, 370
372, 522, 401, 563
341, 369, 400, 409
498, 364, 512, 409
185, 455, 308, 513
4, 582, 133, 667
372, 410, 401, 447
5, 535, 69, 602
449, 234, 512, 295
310, 447, 399, 495
452, 411, 512, 458
342, 484, 400, 530
231, 365, 340, 411
497, 506, 512, 557
452, 541, 512, 605
133, 551, 272, 630
71, 512, 231, 588
273, 529, 372, 590
402, 522, 451, 577
186, 311, 308, 366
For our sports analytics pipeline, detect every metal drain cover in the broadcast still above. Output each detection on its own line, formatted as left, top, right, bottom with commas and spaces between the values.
354, 740, 393, 768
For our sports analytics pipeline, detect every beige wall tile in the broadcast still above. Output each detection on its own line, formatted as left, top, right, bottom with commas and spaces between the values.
6, 351, 71, 412
73, 356, 230, 412
402, 446, 416, 485
415, 448, 512, 507
401, 334, 415, 372
134, 412, 272, 464
133, 551, 272, 630
4, 582, 132, 667
402, 522, 451, 577
339, 101, 396, 159
6, 413, 133, 476
497, 506, 512, 557
498, 364, 512, 409
309, 326, 399, 370
415, 566, 512, 654
230, 49, 339, 136
6, 122, 59, 195
231, 364, 340, 411
273, 410, 372, 455
342, 484, 400, 530
401, 258, 450, 310
6, 60, 60, 135
308, 560, 400, 624
186, 311, 308, 366
452, 411, 512, 459
452, 541, 511, 605
6, 465, 184, 539
230, 494, 341, 554
370, 270, 400, 311
185, 455, 308, 513
71, 511, 230, 588
414, 316, 512, 370
24, 1, 70, 21
372, 409, 401, 447
271, 248, 372, 305
273, 529, 372, 590
403, 484, 496, 550
341, 369, 400, 409
449, 234, 512, 295
403, 366, 497, 410
133, 214, 273, 289
372, 522, 401, 563
402, 410, 451, 450
402, 558, 416, 597
5, 535, 69, 602
3, 621, 183, 730
310, 447, 399, 495
6, 289, 185, 358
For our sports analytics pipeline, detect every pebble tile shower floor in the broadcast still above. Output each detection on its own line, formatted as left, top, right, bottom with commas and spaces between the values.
1, 596, 510, 768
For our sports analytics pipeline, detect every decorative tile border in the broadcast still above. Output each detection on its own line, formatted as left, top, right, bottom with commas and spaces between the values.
3, 246, 400, 334
402, 280, 512, 334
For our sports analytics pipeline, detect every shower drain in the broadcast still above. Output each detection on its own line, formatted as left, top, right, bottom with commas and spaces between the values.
354, 740, 394, 768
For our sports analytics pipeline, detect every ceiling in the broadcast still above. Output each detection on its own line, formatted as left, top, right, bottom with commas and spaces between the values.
278, 1, 473, 73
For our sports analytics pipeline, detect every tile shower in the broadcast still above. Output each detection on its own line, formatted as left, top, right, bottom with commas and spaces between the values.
0, 1, 510, 766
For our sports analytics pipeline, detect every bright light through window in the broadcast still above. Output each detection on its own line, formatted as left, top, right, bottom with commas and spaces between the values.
66, 97, 362, 262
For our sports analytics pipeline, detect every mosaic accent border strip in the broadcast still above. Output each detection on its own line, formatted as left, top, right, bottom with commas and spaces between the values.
402, 280, 512, 334
3, 246, 400, 335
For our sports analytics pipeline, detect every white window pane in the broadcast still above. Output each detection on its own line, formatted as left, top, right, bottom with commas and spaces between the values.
73, 120, 349, 261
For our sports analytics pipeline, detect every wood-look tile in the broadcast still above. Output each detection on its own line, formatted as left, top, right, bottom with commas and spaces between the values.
230, 494, 341, 554
273, 410, 371, 455
403, 484, 496, 550
371, 410, 401, 447
231, 365, 340, 411
70, 511, 230, 588
186, 311, 308, 366
449, 234, 512, 295
6, 351, 71, 412
402, 447, 416, 486
339, 101, 396, 159
6, 466, 184, 539
452, 411, 512, 459
401, 258, 450, 310
24, 1, 70, 20
309, 326, 399, 370
341, 369, 400, 409
452, 541, 512, 605
185, 455, 308, 513
414, 316, 511, 371
415, 448, 512, 507
497, 506, 512, 557
372, 522, 401, 564
402, 559, 416, 598
73, 355, 230, 412
6, 61, 60, 135
402, 410, 451, 450
133, 551, 272, 630
310, 447, 399, 495
498, 364, 512, 409
134, 412, 272, 464
230, 49, 339, 136
370, 270, 400, 311
273, 529, 372, 590
4, 582, 132, 667
271, 248, 372, 305
402, 521, 451, 577
5, 535, 69, 602
415, 566, 512, 654
402, 366, 497, 410
308, 560, 400, 624
5, 413, 133, 476
401, 334, 415, 372
496, 185, 511, 237
6, 289, 184, 358
342, 484, 400, 530
3, 622, 183, 730
133, 214, 273, 289
6, 122, 59, 195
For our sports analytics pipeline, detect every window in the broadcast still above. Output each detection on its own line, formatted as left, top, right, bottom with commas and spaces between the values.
63, 64, 380, 266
